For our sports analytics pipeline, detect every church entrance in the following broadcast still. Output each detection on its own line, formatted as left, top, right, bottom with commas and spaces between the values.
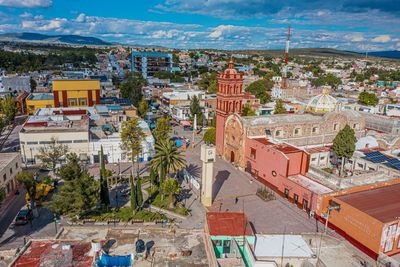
230, 151, 235, 163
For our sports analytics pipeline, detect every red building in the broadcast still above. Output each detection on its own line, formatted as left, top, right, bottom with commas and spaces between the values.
244, 137, 332, 212
216, 60, 243, 156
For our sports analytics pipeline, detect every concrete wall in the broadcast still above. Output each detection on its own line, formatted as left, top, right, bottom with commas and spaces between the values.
0, 153, 22, 197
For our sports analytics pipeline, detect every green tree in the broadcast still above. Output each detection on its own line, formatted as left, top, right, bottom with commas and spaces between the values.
197, 72, 218, 94
332, 125, 357, 176
203, 127, 216, 145
162, 178, 182, 208
245, 79, 273, 104
30, 78, 37, 92
16, 171, 36, 210
136, 177, 143, 209
36, 137, 69, 173
153, 117, 171, 142
190, 95, 204, 127
274, 99, 287, 114
151, 140, 186, 184
138, 98, 150, 118
120, 118, 145, 176
358, 91, 379, 106
120, 73, 147, 107
47, 154, 98, 217
130, 176, 137, 211
99, 146, 110, 206
242, 103, 256, 116
1, 95, 17, 123
149, 167, 158, 187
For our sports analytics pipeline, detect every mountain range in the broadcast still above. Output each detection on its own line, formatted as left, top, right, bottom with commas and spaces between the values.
0, 32, 399, 59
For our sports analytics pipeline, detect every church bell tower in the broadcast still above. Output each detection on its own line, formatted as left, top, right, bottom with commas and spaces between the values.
215, 59, 244, 156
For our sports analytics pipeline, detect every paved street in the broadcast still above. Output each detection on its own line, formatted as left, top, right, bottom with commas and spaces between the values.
184, 145, 336, 235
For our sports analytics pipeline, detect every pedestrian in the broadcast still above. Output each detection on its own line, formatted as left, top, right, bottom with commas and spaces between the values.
235, 197, 239, 204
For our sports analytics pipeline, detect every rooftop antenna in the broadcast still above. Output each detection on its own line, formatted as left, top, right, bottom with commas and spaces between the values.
281, 26, 291, 89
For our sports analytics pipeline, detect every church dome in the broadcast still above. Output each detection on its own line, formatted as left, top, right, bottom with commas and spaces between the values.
223, 59, 238, 75
306, 88, 338, 114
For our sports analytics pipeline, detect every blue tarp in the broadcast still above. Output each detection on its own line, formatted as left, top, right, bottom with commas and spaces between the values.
96, 254, 132, 267
176, 139, 183, 148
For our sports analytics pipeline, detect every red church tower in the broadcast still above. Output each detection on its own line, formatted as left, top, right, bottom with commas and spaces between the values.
216, 59, 244, 156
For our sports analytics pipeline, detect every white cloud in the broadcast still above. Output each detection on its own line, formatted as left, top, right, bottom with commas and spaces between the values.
0, 0, 52, 8
19, 12, 33, 19
371, 35, 391, 43
345, 33, 364, 42
75, 13, 86, 23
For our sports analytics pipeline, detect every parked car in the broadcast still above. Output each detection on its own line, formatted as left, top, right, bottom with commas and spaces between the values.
15, 209, 33, 225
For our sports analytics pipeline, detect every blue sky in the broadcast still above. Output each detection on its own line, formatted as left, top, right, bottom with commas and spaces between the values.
0, 0, 398, 51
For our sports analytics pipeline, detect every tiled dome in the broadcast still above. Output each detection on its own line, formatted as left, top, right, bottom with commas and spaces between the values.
306, 88, 338, 114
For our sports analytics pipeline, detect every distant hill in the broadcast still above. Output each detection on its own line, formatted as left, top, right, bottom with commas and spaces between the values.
366, 50, 400, 59
0, 32, 112, 46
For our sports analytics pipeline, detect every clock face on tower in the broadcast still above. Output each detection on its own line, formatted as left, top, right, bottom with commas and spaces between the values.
208, 150, 213, 156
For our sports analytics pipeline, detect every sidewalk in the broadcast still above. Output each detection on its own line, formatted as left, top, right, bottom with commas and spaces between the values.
0, 185, 23, 220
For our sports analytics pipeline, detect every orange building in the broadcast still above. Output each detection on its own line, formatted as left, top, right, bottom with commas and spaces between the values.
317, 179, 400, 259
52, 80, 100, 108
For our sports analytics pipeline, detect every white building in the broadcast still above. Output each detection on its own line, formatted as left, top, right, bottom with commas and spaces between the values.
0, 153, 22, 199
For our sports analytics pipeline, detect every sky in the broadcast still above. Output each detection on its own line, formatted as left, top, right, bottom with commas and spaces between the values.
0, 0, 399, 51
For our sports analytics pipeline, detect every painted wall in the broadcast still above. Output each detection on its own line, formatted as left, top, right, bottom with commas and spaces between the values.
26, 99, 54, 115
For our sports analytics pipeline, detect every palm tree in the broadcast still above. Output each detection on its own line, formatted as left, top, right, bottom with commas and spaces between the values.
151, 139, 186, 184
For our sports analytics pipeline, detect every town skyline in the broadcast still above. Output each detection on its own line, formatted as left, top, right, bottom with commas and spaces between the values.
0, 0, 398, 51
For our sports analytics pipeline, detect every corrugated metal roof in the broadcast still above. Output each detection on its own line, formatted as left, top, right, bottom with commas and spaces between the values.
336, 183, 400, 223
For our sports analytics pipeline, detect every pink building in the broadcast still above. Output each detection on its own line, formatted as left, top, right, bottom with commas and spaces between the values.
244, 137, 332, 212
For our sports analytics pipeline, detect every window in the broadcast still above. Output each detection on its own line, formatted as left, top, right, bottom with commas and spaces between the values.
223, 240, 231, 254
311, 157, 317, 162
275, 130, 282, 137
3, 174, 6, 182
250, 148, 256, 159
27, 141, 38, 145
59, 140, 72, 144
312, 126, 318, 133
353, 123, 359, 130
212, 240, 222, 246
271, 170, 277, 177
10, 168, 12, 175
320, 156, 325, 160
294, 127, 301, 136
39, 141, 52, 144
358, 163, 364, 168
334, 123, 339, 131
284, 188, 289, 199
294, 194, 299, 204
303, 199, 309, 210
78, 98, 88, 106
68, 98, 77, 106
59, 101, 64, 107
15, 162, 18, 169
73, 140, 87, 143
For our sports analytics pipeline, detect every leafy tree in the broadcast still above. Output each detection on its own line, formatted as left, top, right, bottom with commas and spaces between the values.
0, 117, 5, 135
36, 137, 69, 173
358, 91, 379, 106
130, 176, 137, 211
311, 73, 342, 88
153, 117, 171, 142
245, 79, 273, 104
120, 118, 145, 176
189, 95, 204, 127
273, 99, 287, 114
242, 103, 256, 116
149, 167, 158, 187
151, 140, 186, 184
333, 125, 357, 176
136, 177, 143, 209
1, 95, 17, 123
120, 72, 147, 107
16, 171, 36, 210
197, 72, 218, 94
138, 98, 150, 118
99, 146, 110, 206
47, 154, 98, 217
162, 178, 182, 208
203, 127, 216, 145
30, 78, 37, 92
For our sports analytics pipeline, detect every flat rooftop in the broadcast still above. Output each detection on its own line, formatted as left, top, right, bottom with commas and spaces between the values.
207, 212, 253, 236
0, 153, 20, 169
253, 137, 302, 154
254, 234, 313, 258
288, 174, 333, 195
13, 240, 93, 267
27, 93, 53, 101
22, 115, 89, 133
336, 183, 400, 223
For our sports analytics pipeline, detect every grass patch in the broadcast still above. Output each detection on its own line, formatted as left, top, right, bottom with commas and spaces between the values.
82, 207, 170, 222
146, 188, 189, 216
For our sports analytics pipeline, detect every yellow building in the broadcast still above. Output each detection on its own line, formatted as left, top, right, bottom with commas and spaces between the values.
52, 80, 100, 108
26, 93, 54, 115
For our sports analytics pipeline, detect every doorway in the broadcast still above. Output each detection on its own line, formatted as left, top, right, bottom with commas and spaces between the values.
294, 194, 299, 204
284, 188, 289, 199
303, 199, 308, 210
230, 151, 235, 163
